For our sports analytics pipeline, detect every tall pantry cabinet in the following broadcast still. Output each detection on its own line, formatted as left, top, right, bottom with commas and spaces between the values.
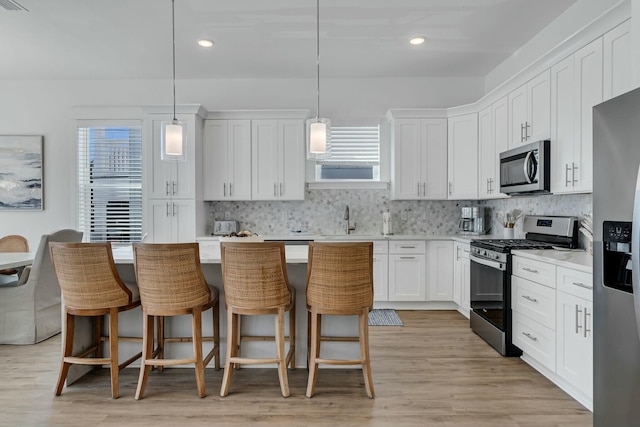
143, 105, 208, 243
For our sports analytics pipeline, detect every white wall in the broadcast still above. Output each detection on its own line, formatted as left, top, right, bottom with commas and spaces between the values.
633, 0, 640, 86
0, 76, 482, 247
485, 0, 628, 94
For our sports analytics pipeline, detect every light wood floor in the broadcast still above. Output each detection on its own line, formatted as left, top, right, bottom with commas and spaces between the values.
0, 311, 592, 427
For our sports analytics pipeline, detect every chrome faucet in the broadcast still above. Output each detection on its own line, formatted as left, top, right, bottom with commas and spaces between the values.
344, 205, 356, 234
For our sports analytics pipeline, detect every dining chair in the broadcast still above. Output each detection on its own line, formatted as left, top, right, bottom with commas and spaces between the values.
305, 241, 375, 398
50, 242, 142, 398
0, 234, 29, 276
132, 243, 220, 399
0, 229, 82, 345
219, 241, 295, 397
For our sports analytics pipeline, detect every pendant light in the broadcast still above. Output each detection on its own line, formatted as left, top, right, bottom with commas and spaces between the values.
306, 0, 330, 159
161, 0, 187, 162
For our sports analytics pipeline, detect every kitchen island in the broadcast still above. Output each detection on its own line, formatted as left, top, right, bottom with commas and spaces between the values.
69, 243, 360, 383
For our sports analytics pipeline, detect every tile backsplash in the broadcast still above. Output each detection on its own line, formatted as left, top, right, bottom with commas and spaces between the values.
209, 190, 592, 242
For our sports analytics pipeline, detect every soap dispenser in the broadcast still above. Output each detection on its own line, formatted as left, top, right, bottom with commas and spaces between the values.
382, 210, 392, 235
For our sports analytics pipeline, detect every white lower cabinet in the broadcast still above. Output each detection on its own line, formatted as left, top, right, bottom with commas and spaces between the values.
147, 199, 196, 243
511, 255, 593, 410
453, 241, 470, 316
388, 240, 426, 301
426, 240, 453, 301
555, 266, 593, 403
372, 241, 389, 302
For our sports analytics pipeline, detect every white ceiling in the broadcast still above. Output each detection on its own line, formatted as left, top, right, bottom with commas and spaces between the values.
0, 0, 578, 80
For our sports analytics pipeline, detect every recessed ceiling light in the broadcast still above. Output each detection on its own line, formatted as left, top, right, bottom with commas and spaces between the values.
198, 39, 214, 48
409, 37, 425, 45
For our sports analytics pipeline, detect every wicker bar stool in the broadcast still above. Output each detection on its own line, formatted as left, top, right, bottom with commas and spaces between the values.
49, 242, 142, 399
132, 243, 220, 399
306, 241, 375, 398
219, 241, 295, 397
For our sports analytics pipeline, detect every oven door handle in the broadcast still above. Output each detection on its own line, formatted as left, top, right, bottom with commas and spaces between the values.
470, 254, 506, 271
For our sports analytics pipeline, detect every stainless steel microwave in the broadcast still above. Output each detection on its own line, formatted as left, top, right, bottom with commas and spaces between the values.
499, 140, 550, 195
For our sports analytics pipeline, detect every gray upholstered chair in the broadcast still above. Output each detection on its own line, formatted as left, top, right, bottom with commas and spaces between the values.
0, 229, 83, 344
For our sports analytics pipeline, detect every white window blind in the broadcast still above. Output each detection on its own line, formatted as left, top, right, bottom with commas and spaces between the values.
77, 125, 142, 243
320, 125, 380, 165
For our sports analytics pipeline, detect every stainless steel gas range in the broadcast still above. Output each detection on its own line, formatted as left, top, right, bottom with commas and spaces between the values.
469, 215, 578, 356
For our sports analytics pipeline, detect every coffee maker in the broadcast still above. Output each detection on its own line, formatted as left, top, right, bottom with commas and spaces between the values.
459, 206, 486, 235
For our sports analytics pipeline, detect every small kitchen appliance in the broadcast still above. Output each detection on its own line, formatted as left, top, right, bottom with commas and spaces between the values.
459, 206, 486, 235
212, 220, 239, 236
469, 215, 578, 356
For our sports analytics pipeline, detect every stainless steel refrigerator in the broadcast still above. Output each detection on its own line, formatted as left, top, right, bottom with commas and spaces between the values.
593, 86, 640, 426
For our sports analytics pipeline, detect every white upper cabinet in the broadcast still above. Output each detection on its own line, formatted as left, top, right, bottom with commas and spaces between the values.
203, 119, 252, 201
551, 38, 602, 194
251, 119, 305, 200
146, 116, 197, 200
478, 96, 509, 199
508, 69, 551, 148
448, 113, 478, 200
603, 19, 632, 101
390, 118, 447, 200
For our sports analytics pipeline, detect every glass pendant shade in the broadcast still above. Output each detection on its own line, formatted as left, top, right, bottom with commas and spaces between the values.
307, 117, 331, 160
161, 119, 187, 162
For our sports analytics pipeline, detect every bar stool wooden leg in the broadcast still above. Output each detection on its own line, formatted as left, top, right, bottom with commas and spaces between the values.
212, 299, 220, 370
221, 308, 237, 397
288, 303, 296, 369
359, 308, 375, 399
276, 307, 290, 397
94, 315, 103, 359
135, 313, 155, 400
55, 310, 75, 396
108, 308, 120, 399
156, 316, 164, 372
192, 308, 206, 398
234, 314, 242, 370
306, 309, 321, 398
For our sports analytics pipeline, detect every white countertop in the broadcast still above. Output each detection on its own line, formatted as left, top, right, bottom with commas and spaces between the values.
112, 244, 309, 264
511, 249, 593, 273
197, 233, 502, 243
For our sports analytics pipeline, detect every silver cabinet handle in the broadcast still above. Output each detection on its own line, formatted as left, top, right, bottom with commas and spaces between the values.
572, 281, 592, 290
522, 332, 538, 342
456, 246, 460, 261
448, 182, 453, 195
584, 307, 591, 337
525, 121, 531, 140
229, 183, 233, 197
565, 164, 571, 187
274, 183, 277, 197
486, 178, 490, 194
575, 304, 583, 334
522, 295, 538, 303
172, 202, 177, 217
417, 182, 420, 197
223, 183, 227, 197
572, 162, 578, 184
522, 267, 539, 274
400, 246, 416, 249
165, 202, 170, 217
520, 123, 525, 142
400, 256, 415, 260
165, 181, 170, 196
172, 181, 177, 196
422, 182, 426, 197
280, 183, 283, 197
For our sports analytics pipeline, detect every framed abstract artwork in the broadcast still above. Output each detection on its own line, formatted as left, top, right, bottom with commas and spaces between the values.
0, 135, 43, 210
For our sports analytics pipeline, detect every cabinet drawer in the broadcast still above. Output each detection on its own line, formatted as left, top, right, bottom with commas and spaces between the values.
513, 311, 556, 372
512, 276, 556, 330
389, 240, 425, 254
556, 267, 593, 301
372, 240, 389, 254
512, 256, 556, 287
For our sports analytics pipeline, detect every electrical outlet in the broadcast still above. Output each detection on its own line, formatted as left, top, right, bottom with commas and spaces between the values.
225, 211, 231, 220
